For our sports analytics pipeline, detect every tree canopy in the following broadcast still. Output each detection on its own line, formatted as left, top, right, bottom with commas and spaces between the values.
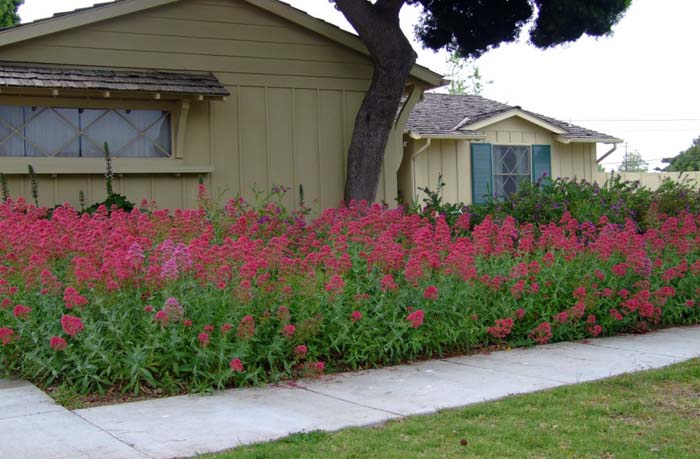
332, 0, 632, 202
618, 150, 649, 173
660, 136, 700, 172
0, 0, 22, 28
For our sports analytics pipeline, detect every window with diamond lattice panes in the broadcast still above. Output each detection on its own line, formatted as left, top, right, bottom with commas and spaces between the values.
0, 105, 171, 158
493, 145, 530, 197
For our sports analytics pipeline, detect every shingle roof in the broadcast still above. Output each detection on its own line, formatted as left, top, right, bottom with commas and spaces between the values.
407, 93, 622, 142
0, 62, 230, 97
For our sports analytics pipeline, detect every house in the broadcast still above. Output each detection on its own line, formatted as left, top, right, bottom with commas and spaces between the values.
400, 94, 623, 204
0, 0, 443, 211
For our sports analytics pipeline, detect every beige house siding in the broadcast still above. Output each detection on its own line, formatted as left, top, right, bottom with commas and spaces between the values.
400, 116, 598, 205
0, 0, 421, 211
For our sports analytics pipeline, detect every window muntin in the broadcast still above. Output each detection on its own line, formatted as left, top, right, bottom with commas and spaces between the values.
0, 105, 171, 158
493, 145, 531, 197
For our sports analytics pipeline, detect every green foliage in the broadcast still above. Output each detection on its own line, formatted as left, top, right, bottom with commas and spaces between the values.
661, 136, 700, 172
0, 172, 8, 202
27, 164, 38, 207
413, 175, 700, 232
408, 0, 631, 59
83, 142, 134, 214
618, 149, 649, 172
408, 174, 465, 226
445, 52, 493, 96
0, 0, 22, 28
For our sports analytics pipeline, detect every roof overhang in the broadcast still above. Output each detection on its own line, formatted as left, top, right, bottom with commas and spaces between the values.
556, 136, 624, 144
0, 0, 446, 89
459, 108, 568, 134
406, 130, 487, 141
0, 62, 229, 100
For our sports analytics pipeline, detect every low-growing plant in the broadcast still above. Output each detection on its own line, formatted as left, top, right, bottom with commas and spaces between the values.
1, 192, 700, 397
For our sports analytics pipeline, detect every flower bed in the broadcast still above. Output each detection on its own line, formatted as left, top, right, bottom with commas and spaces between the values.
1, 192, 700, 395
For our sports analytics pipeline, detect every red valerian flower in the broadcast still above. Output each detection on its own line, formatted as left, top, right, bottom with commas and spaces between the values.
406, 309, 425, 328
229, 358, 244, 372
281, 324, 296, 339
554, 311, 569, 324
143, 305, 154, 313
220, 323, 233, 334
154, 310, 169, 326
13, 304, 31, 319
588, 324, 603, 337
325, 274, 345, 295
351, 310, 363, 322
50, 336, 67, 351
63, 286, 88, 310
0, 327, 15, 345
60, 314, 84, 337
198, 332, 210, 347
203, 324, 214, 333
515, 308, 526, 319
423, 285, 439, 301
182, 319, 193, 327
294, 344, 308, 358
380, 274, 398, 292
529, 322, 553, 344
487, 318, 514, 339
573, 287, 587, 301
609, 309, 624, 321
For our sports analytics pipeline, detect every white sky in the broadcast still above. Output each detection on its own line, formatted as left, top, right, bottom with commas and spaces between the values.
18, 0, 700, 171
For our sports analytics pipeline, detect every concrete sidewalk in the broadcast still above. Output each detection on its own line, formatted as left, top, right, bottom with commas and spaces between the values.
2, 326, 699, 459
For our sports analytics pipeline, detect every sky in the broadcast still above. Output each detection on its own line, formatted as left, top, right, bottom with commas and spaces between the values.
17, 0, 700, 171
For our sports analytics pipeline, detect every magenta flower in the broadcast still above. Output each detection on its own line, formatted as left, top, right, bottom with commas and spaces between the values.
13, 304, 31, 319
50, 336, 67, 351
423, 285, 438, 301
406, 309, 425, 328
351, 310, 363, 322
0, 327, 15, 346
229, 358, 244, 373
60, 315, 84, 337
281, 324, 296, 339
294, 344, 308, 358
198, 332, 210, 347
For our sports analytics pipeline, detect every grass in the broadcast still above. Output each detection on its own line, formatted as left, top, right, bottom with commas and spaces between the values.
203, 358, 700, 459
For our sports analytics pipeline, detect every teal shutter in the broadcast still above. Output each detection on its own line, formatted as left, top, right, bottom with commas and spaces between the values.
471, 143, 493, 204
531, 145, 552, 182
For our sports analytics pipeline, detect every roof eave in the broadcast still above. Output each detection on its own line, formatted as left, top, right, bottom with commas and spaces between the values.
406, 130, 487, 141
556, 136, 624, 144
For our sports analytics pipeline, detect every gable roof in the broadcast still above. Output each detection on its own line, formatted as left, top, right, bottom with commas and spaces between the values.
0, 0, 445, 88
0, 61, 229, 97
407, 93, 623, 143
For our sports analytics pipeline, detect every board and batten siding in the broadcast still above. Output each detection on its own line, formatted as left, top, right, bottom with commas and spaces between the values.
0, 0, 411, 211
400, 116, 598, 205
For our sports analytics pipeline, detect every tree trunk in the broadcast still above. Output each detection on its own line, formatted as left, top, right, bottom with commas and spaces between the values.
335, 0, 416, 204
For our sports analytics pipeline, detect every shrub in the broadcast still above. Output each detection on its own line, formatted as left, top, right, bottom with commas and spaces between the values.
1, 192, 700, 396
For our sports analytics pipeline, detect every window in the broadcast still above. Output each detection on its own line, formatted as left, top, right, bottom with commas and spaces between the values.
0, 105, 172, 158
470, 143, 551, 204
492, 145, 531, 197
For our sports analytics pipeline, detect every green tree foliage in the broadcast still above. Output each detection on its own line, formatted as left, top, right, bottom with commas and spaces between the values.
618, 150, 649, 173
0, 0, 22, 28
446, 52, 493, 95
661, 136, 700, 172
332, 0, 632, 202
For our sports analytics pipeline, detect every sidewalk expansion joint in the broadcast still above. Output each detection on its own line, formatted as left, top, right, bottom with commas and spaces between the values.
71, 410, 158, 459
296, 386, 405, 418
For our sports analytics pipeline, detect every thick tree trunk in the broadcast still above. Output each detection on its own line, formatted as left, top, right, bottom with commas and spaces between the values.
335, 0, 416, 203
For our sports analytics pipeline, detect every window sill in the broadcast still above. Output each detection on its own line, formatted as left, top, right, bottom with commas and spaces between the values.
0, 158, 214, 175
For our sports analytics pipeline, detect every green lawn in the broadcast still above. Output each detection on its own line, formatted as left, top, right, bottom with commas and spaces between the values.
204, 358, 700, 459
